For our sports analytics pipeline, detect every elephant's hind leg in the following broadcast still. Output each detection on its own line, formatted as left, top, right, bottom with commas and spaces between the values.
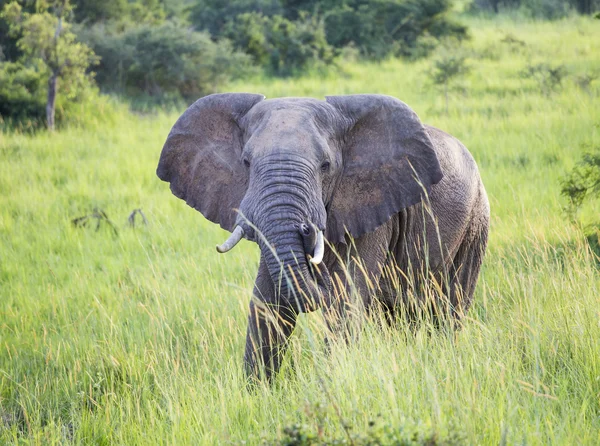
446, 214, 489, 322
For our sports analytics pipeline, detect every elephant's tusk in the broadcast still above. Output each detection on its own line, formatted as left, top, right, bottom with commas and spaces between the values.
310, 230, 324, 265
216, 226, 245, 253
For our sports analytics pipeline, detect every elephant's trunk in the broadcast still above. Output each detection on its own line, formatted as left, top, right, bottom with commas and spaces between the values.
248, 157, 330, 313
259, 225, 329, 312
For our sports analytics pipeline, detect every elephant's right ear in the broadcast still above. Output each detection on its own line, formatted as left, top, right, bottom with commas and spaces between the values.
157, 93, 265, 232
325, 94, 442, 243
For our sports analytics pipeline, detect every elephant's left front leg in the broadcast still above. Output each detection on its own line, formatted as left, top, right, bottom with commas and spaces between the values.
243, 259, 297, 383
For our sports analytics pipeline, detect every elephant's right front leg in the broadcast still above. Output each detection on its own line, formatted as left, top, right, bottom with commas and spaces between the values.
243, 260, 297, 383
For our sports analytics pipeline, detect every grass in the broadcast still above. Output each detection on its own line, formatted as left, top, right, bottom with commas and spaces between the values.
1, 15, 600, 445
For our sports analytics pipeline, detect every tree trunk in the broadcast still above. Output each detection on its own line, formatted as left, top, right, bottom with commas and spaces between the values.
47, 73, 58, 131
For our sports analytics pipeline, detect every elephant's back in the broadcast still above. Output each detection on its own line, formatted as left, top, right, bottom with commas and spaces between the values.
425, 125, 481, 183
424, 125, 484, 206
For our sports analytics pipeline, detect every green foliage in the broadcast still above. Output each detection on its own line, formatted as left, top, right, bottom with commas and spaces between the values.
574, 72, 598, 93
81, 22, 253, 101
192, 0, 468, 63
223, 12, 272, 66
0, 58, 112, 129
0, 60, 47, 121
0, 0, 97, 127
189, 0, 283, 36
71, 0, 167, 24
561, 149, 600, 213
276, 408, 466, 445
72, 0, 129, 23
3, 1, 97, 84
560, 148, 600, 261
520, 63, 568, 95
427, 41, 470, 113
266, 13, 334, 75
428, 51, 470, 86
324, 0, 468, 59
224, 11, 335, 75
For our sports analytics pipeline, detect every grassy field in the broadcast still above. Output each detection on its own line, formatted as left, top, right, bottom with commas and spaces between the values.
1, 16, 600, 444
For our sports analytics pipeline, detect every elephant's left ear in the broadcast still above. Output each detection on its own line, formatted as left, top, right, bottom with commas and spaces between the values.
325, 94, 443, 243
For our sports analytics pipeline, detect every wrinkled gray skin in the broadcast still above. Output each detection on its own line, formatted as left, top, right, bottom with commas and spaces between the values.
157, 93, 490, 382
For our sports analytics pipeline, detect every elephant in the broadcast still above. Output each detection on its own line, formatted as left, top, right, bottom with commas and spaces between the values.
157, 93, 489, 382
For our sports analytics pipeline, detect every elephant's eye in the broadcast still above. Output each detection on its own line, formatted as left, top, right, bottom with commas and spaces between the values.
243, 158, 250, 168
321, 161, 330, 173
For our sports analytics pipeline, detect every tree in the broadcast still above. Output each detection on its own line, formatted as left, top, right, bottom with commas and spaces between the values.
427, 42, 470, 114
2, 0, 97, 130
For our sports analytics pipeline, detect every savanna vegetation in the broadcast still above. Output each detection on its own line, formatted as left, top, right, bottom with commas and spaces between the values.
1, 0, 600, 444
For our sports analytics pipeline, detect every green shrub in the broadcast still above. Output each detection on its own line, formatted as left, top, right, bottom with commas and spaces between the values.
274, 409, 466, 445
193, 0, 468, 65
324, 0, 468, 59
0, 59, 111, 129
427, 41, 471, 113
561, 148, 600, 214
223, 11, 335, 76
222, 12, 272, 66
265, 13, 335, 75
72, 0, 166, 24
574, 72, 598, 94
0, 61, 46, 122
520, 63, 568, 95
81, 22, 253, 101
189, 0, 283, 37
1, 0, 99, 129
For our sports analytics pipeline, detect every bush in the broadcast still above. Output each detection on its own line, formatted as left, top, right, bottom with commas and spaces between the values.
80, 22, 253, 101
223, 12, 335, 76
265, 12, 335, 75
274, 409, 466, 445
574, 72, 598, 94
561, 149, 600, 214
427, 41, 471, 113
324, 0, 468, 59
0, 61, 47, 122
520, 63, 568, 95
222, 12, 273, 66
0, 59, 107, 128
193, 0, 468, 65
189, 0, 283, 37
72, 0, 166, 24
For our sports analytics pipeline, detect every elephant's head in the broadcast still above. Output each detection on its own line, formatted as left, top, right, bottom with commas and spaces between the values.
157, 93, 442, 313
